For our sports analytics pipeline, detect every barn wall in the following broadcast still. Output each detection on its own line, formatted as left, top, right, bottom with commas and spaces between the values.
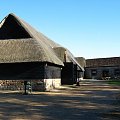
44, 64, 61, 91
44, 64, 61, 79
0, 62, 62, 91
0, 62, 44, 80
0, 62, 45, 91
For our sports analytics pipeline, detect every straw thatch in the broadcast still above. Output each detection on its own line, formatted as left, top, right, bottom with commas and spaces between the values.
75, 57, 86, 68
0, 13, 84, 71
37, 33, 84, 70
0, 13, 63, 66
53, 47, 84, 71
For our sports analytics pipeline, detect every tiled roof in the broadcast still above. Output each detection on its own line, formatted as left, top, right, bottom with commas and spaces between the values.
86, 57, 120, 67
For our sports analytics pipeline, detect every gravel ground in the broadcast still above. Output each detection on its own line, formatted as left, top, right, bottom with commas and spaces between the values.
0, 80, 119, 120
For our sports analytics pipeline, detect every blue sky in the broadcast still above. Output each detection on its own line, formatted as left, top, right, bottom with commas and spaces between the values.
0, 0, 120, 59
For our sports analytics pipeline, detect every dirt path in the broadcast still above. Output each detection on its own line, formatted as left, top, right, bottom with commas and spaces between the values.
0, 80, 120, 120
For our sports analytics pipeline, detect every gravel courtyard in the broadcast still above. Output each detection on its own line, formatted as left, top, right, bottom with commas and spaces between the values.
0, 80, 120, 120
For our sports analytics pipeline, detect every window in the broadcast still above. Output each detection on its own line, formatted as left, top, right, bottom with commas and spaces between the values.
114, 69, 120, 76
102, 70, 109, 77
91, 69, 97, 76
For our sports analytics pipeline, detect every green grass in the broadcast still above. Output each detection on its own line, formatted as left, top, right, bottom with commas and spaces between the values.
107, 80, 120, 86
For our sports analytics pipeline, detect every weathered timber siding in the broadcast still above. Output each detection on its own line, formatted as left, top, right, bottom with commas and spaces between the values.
43, 64, 61, 91
44, 64, 61, 79
0, 62, 62, 91
0, 62, 44, 80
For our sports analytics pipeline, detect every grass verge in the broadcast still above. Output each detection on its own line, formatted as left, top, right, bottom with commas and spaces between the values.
107, 80, 120, 86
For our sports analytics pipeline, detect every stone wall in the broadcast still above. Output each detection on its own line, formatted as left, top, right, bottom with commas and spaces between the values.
0, 79, 61, 92
32, 78, 61, 91
0, 63, 62, 92
0, 80, 24, 90
44, 79, 61, 91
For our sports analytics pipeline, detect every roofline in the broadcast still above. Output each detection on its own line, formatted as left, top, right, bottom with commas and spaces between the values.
86, 56, 120, 60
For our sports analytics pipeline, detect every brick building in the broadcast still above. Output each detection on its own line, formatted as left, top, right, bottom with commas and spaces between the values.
85, 57, 120, 80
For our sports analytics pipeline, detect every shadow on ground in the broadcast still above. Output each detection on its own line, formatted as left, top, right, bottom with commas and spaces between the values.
0, 80, 120, 120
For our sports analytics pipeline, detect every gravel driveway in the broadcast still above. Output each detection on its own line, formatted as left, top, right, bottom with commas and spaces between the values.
0, 80, 119, 120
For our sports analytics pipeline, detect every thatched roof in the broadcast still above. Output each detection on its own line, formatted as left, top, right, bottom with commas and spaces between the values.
53, 47, 84, 71
75, 57, 86, 68
0, 13, 63, 66
0, 13, 84, 71
38, 32, 61, 48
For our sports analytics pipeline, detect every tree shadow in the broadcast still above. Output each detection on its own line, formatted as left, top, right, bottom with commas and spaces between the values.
0, 82, 119, 120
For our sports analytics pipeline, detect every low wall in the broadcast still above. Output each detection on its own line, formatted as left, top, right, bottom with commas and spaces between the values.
44, 79, 61, 91
0, 79, 61, 92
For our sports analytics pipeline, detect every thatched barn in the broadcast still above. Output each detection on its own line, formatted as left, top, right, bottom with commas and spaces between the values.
0, 13, 84, 91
